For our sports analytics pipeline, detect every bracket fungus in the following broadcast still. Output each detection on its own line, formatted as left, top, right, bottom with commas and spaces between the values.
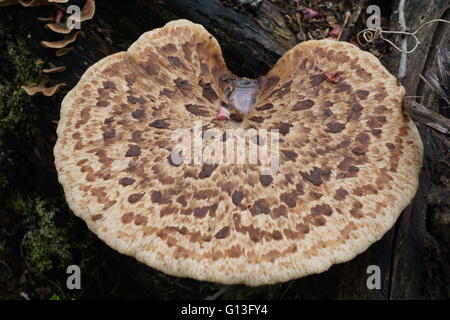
0, 0, 69, 7
54, 20, 423, 285
2, 0, 97, 96
22, 81, 65, 96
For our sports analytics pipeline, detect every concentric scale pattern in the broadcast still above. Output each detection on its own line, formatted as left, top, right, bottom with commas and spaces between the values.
54, 20, 423, 285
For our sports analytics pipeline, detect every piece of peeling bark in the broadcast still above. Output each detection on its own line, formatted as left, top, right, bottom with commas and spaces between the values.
41, 31, 83, 49
404, 101, 450, 134
22, 82, 65, 96
43, 66, 66, 73
55, 47, 73, 57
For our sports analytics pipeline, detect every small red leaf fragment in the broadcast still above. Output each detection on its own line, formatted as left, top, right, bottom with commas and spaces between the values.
323, 71, 344, 84
55, 10, 64, 23
216, 107, 230, 120
330, 26, 343, 38
302, 8, 318, 21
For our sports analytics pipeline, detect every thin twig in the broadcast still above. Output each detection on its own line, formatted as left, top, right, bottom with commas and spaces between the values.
294, 0, 306, 41
404, 96, 424, 100
46, 279, 67, 300
337, 11, 352, 41
397, 0, 407, 81
358, 20, 450, 53
279, 280, 295, 299
420, 74, 450, 106
20, 292, 31, 300
340, 0, 366, 42
204, 285, 232, 300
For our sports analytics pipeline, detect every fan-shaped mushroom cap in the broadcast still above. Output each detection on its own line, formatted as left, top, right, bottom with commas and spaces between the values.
22, 81, 65, 96
41, 31, 83, 49
43, 66, 66, 73
54, 20, 423, 285
67, 0, 95, 24
0, 0, 68, 6
45, 23, 72, 34
55, 47, 73, 56
0, 0, 19, 6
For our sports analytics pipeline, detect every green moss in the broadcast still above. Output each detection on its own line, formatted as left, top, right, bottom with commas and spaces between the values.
21, 197, 71, 275
0, 34, 99, 295
49, 293, 62, 300
0, 36, 77, 282
6, 195, 69, 276
0, 37, 42, 143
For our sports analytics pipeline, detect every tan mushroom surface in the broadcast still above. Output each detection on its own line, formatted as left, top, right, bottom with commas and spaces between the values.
0, 0, 19, 6
55, 47, 74, 57
47, 0, 96, 34
22, 81, 65, 96
41, 31, 83, 49
54, 20, 423, 285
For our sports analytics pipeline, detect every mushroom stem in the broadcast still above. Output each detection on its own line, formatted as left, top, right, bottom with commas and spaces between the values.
226, 78, 261, 115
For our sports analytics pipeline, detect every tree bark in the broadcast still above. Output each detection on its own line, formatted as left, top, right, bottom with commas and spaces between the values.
385, 0, 450, 299
148, 0, 297, 77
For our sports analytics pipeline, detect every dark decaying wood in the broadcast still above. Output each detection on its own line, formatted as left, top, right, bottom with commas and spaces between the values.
384, 0, 450, 299
143, 0, 297, 77
0, 0, 448, 299
403, 101, 450, 134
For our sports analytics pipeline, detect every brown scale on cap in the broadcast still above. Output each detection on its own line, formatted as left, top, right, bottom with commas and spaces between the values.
54, 20, 423, 286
